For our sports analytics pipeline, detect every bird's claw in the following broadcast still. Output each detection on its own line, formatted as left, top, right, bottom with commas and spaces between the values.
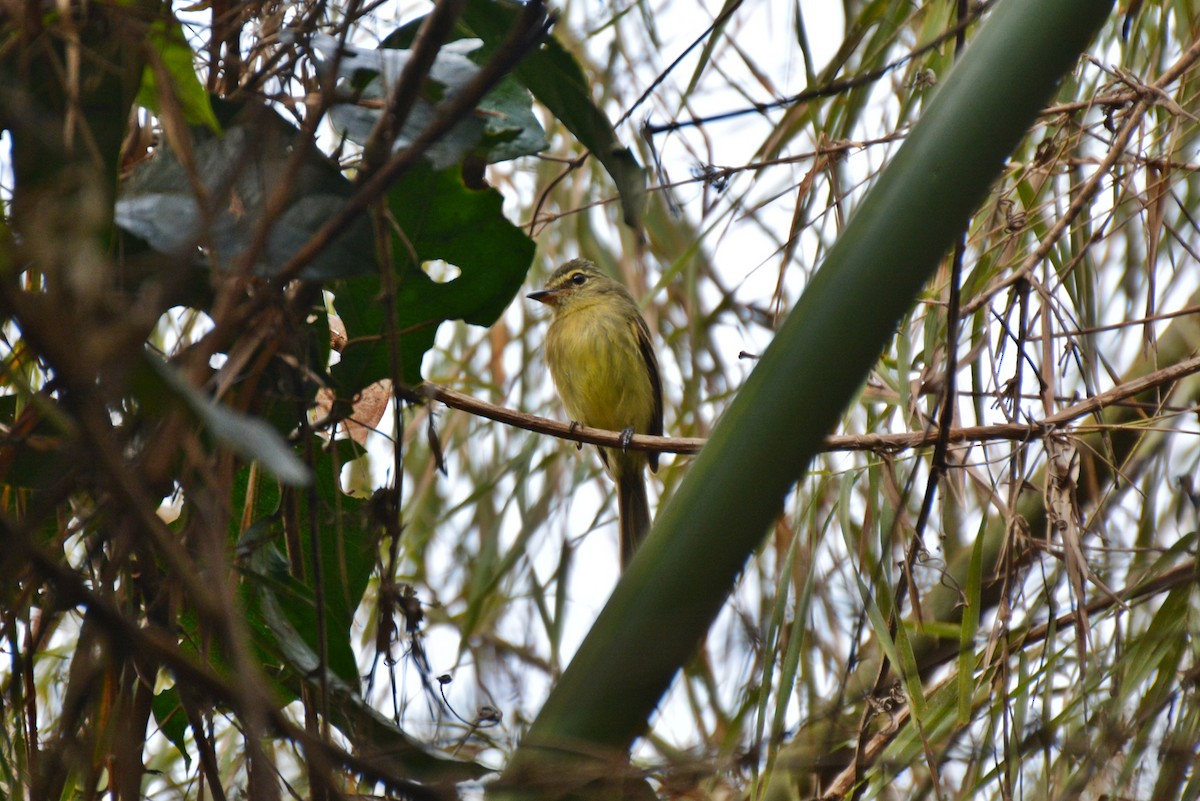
569, 420, 583, 450
619, 426, 635, 451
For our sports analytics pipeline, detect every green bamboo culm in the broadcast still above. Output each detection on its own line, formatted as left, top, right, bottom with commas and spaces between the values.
494, 0, 1118, 797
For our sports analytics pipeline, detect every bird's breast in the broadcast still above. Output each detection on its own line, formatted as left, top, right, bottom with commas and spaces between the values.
545, 306, 657, 436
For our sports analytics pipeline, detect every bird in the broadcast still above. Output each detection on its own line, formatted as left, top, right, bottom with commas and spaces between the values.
528, 258, 663, 569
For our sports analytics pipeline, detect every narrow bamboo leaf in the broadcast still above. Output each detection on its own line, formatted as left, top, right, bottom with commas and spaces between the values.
851, 562, 928, 727
682, 0, 741, 99
771, 578, 808, 741
892, 615, 929, 733
957, 513, 987, 722
1114, 585, 1188, 702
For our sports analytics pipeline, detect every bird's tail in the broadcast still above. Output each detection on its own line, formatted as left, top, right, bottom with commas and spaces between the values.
617, 470, 652, 570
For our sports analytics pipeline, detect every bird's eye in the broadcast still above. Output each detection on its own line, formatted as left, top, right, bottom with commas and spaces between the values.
570, 272, 588, 286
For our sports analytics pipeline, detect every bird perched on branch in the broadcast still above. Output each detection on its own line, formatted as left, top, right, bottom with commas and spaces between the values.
528, 258, 663, 569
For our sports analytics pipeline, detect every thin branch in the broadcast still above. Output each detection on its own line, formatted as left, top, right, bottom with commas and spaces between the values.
421, 383, 704, 455
642, 1, 993, 135
421, 351, 1200, 457
962, 32, 1200, 317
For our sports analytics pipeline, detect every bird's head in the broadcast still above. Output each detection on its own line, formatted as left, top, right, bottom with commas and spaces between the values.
527, 258, 623, 312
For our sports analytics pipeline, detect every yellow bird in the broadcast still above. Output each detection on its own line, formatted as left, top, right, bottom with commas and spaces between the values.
528, 259, 663, 569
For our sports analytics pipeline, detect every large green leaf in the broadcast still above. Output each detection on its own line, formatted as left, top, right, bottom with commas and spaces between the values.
332, 161, 535, 390
150, 686, 192, 770
311, 33, 547, 168
115, 103, 376, 282
235, 439, 372, 683
460, 0, 647, 229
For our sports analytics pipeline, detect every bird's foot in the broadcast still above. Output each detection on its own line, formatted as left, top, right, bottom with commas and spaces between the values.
619, 426, 635, 450
569, 420, 583, 450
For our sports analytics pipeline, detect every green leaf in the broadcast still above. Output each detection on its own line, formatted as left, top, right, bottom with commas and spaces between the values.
142, 354, 310, 486
151, 686, 192, 769
332, 161, 535, 390
0, 396, 74, 490
460, 0, 647, 229
233, 440, 373, 684
475, 72, 552, 162
137, 17, 221, 132
249, 576, 488, 782
232, 447, 489, 784
313, 34, 547, 168
244, 540, 362, 687
957, 513, 987, 722
303, 442, 379, 640
115, 102, 376, 282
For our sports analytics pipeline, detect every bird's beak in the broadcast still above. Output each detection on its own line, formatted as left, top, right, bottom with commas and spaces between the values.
527, 288, 556, 304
